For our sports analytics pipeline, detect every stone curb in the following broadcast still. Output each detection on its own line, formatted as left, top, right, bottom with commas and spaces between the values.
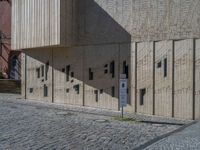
134, 120, 198, 150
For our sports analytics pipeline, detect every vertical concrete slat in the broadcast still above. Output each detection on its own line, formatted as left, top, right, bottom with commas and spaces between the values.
193, 39, 196, 120
153, 41, 155, 115
52, 48, 54, 103
118, 43, 120, 111
174, 39, 193, 119
135, 42, 137, 113
172, 40, 175, 118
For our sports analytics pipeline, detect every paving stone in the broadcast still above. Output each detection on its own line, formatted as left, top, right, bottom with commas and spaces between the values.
0, 93, 190, 150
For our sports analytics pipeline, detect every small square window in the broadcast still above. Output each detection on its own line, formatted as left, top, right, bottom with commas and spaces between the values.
157, 61, 162, 68
62, 68, 65, 72
66, 89, 69, 93
104, 69, 108, 74
29, 88, 33, 93
73, 84, 80, 94
100, 89, 103, 94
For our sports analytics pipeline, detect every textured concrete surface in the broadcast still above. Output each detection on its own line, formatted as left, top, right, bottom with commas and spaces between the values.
0, 93, 186, 150
145, 121, 200, 150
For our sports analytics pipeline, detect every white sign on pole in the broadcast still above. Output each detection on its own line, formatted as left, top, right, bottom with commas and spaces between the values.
119, 75, 127, 107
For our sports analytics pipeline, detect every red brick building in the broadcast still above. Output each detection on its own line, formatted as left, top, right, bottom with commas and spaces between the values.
0, 0, 21, 79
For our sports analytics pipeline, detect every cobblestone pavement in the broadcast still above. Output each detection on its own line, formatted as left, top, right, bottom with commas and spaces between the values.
145, 121, 200, 150
0, 94, 190, 150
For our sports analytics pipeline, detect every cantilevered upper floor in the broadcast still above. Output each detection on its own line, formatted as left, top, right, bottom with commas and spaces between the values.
12, 0, 75, 50
12, 0, 200, 50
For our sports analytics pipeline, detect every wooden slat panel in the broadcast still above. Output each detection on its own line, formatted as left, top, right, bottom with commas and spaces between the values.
11, 0, 61, 50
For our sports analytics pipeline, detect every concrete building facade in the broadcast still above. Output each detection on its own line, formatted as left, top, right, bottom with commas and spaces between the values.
12, 0, 200, 120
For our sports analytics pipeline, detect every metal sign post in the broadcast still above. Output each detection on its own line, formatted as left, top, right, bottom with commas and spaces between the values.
119, 74, 127, 118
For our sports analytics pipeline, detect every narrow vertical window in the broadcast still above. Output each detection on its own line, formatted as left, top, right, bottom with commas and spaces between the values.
123, 61, 129, 78
111, 86, 115, 97
140, 89, 146, 105
45, 61, 49, 81
66, 65, 70, 82
89, 68, 93, 80
36, 68, 40, 78
110, 61, 115, 78
44, 84, 48, 97
123, 61, 126, 74
94, 90, 98, 102
41, 65, 44, 77
71, 72, 74, 78
164, 58, 167, 77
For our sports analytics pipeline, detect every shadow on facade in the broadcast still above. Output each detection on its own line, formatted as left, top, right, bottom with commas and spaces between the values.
24, 0, 131, 108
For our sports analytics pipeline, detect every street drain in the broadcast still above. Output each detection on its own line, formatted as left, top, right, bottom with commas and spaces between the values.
94, 119, 109, 123
56, 112, 74, 116
10, 106, 18, 109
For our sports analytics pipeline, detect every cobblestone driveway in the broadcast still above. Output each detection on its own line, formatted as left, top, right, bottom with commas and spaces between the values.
0, 94, 183, 150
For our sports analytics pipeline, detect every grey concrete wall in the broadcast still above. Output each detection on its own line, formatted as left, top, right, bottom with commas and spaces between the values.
23, 43, 131, 111
136, 42, 154, 115
195, 39, 200, 119
174, 39, 193, 119
94, 0, 200, 42
18, 0, 200, 120
154, 41, 173, 117
120, 43, 135, 112
53, 47, 83, 106
25, 49, 53, 103
83, 44, 119, 110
